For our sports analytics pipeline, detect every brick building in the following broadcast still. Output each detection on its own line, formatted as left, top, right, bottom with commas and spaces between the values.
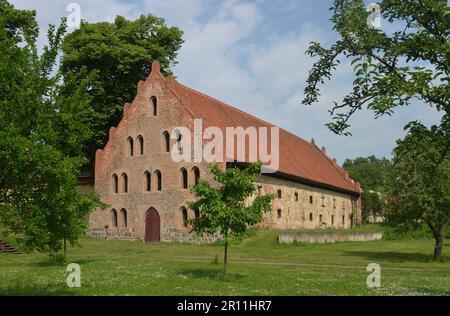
88, 61, 362, 242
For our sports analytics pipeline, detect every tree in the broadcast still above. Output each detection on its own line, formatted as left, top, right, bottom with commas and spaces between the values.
187, 163, 275, 277
384, 122, 450, 260
302, 0, 449, 259
343, 156, 391, 221
302, 0, 449, 136
0, 1, 105, 259
61, 15, 184, 165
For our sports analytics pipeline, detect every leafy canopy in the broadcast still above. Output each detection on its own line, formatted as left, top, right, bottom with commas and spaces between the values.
0, 0, 105, 258
188, 163, 275, 239
384, 122, 450, 260
302, 0, 449, 136
61, 15, 184, 161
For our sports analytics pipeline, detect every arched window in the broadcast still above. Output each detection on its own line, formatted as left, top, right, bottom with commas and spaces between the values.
181, 207, 188, 227
151, 96, 157, 116
122, 173, 128, 193
194, 208, 200, 220
144, 171, 151, 192
155, 170, 162, 191
111, 209, 118, 228
127, 137, 134, 156
121, 209, 127, 228
192, 167, 200, 185
162, 131, 170, 152
137, 135, 144, 155
180, 168, 188, 189
112, 174, 118, 193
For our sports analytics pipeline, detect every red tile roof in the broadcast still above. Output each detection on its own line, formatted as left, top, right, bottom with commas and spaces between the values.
155, 62, 360, 195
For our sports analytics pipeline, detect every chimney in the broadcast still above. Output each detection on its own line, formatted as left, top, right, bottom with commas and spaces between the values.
332, 158, 337, 164
321, 146, 326, 155
311, 138, 315, 145
151, 60, 160, 74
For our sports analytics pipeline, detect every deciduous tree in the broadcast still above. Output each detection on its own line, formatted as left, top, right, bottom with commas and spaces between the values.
188, 163, 275, 277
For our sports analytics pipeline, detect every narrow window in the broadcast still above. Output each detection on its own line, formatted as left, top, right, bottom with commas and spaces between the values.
127, 137, 134, 156
122, 173, 128, 193
331, 215, 335, 225
277, 209, 282, 218
163, 131, 170, 152
155, 170, 162, 191
342, 201, 346, 210
309, 213, 313, 221
112, 209, 118, 228
112, 174, 118, 193
194, 209, 200, 220
277, 190, 282, 199
144, 171, 151, 192
192, 167, 200, 185
321, 196, 325, 207
121, 209, 127, 228
294, 192, 298, 201
333, 198, 336, 209
342, 215, 345, 225
309, 195, 313, 204
319, 214, 323, 223
151, 96, 157, 116
181, 207, 188, 227
137, 135, 144, 155
180, 168, 188, 189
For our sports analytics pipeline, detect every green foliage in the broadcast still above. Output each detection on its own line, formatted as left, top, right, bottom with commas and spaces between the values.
343, 155, 391, 221
188, 163, 275, 239
302, 0, 449, 136
188, 163, 275, 275
384, 123, 450, 259
0, 1, 105, 258
61, 14, 183, 161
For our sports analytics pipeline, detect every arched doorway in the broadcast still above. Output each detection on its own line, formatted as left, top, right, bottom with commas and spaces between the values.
145, 208, 160, 243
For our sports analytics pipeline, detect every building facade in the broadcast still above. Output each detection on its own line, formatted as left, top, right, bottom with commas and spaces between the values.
88, 61, 361, 242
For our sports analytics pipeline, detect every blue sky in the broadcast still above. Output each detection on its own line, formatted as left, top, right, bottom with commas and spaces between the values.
10, 0, 443, 164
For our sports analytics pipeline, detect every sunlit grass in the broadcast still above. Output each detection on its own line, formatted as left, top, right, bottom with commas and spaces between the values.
0, 228, 449, 295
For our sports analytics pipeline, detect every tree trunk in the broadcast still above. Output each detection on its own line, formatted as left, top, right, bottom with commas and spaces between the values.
434, 236, 443, 261
64, 238, 67, 258
429, 222, 447, 261
223, 233, 228, 278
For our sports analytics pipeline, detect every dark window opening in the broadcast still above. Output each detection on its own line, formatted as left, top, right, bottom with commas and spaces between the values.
151, 96, 157, 116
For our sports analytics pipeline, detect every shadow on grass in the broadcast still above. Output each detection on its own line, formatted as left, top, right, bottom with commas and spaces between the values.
177, 268, 244, 281
342, 250, 436, 263
28, 258, 97, 268
0, 284, 76, 296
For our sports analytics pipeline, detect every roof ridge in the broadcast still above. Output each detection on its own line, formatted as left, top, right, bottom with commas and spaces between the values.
174, 81, 316, 147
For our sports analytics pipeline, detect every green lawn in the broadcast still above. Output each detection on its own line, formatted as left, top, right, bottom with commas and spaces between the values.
1, 229, 449, 296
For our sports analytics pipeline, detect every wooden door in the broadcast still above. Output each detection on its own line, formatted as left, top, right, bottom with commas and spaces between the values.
145, 208, 160, 243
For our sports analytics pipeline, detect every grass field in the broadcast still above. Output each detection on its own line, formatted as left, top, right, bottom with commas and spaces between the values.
1, 229, 449, 296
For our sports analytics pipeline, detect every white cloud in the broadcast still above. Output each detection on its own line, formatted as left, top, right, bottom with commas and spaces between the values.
7, 0, 444, 164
